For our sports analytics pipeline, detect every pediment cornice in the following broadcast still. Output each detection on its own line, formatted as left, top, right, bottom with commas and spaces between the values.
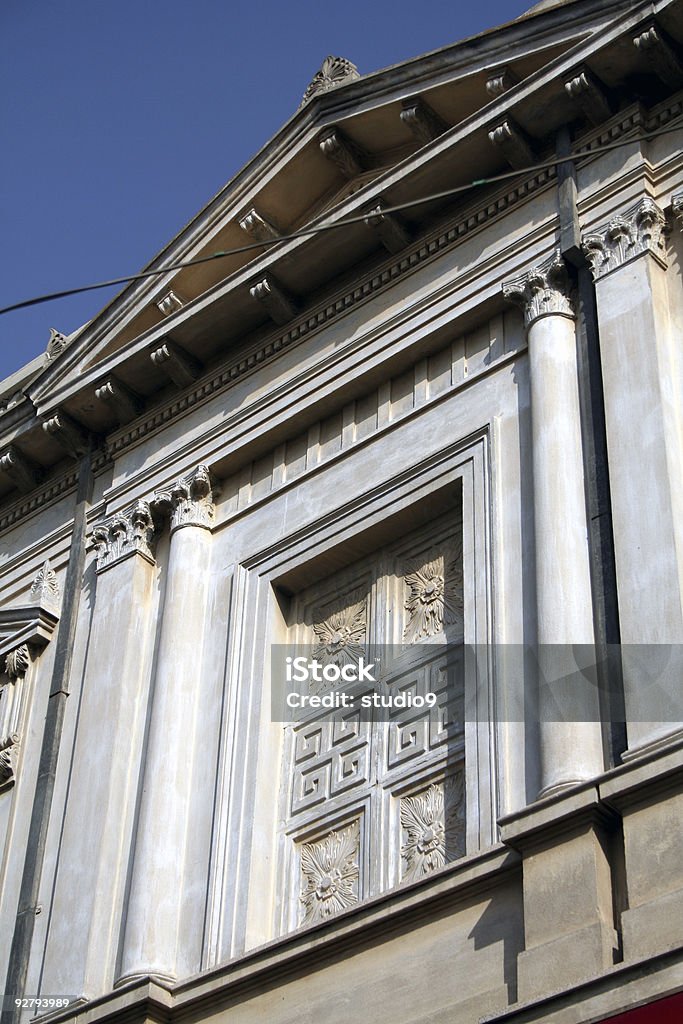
0, 0, 679, 510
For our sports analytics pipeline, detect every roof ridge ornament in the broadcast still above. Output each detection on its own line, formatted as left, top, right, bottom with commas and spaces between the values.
301, 56, 360, 106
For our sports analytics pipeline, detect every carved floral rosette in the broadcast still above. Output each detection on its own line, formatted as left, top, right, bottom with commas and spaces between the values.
400, 776, 466, 883
403, 548, 463, 644
581, 197, 667, 280
311, 592, 367, 686
503, 250, 575, 328
301, 56, 360, 106
299, 819, 360, 924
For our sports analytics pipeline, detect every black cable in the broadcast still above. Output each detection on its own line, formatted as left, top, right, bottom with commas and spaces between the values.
0, 122, 680, 318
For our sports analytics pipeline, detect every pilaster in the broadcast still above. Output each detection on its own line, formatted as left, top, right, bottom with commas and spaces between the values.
582, 196, 683, 757
40, 503, 159, 999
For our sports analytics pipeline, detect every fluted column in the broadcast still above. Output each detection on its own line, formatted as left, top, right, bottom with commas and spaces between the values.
40, 502, 158, 999
119, 466, 215, 984
583, 197, 683, 755
504, 251, 603, 796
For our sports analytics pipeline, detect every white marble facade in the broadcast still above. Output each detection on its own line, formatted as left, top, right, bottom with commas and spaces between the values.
2, 1, 683, 1022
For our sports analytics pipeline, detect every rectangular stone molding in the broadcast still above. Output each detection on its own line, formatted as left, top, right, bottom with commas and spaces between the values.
600, 743, 683, 963
500, 788, 619, 1002
582, 197, 683, 755
39, 530, 158, 999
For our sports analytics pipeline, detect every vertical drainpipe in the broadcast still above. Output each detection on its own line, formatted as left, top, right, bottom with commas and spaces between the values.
555, 126, 626, 765
2, 451, 93, 1024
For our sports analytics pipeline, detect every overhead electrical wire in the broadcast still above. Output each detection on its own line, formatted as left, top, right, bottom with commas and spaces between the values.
0, 122, 681, 319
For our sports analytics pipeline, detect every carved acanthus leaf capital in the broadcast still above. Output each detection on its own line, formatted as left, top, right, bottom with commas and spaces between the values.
503, 250, 575, 328
671, 192, 683, 225
581, 197, 667, 280
159, 464, 216, 533
92, 500, 156, 572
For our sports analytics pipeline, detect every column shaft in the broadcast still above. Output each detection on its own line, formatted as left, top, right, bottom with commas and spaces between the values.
505, 251, 603, 797
120, 467, 214, 983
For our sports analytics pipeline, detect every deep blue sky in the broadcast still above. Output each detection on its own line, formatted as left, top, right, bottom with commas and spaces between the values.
1, 0, 531, 383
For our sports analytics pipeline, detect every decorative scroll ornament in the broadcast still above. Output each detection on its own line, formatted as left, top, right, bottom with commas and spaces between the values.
400, 777, 466, 883
30, 560, 60, 607
503, 250, 575, 328
403, 550, 463, 644
0, 739, 19, 793
312, 595, 366, 676
581, 197, 667, 280
5, 644, 30, 682
158, 464, 215, 533
92, 500, 156, 572
672, 192, 683, 225
300, 820, 360, 924
301, 56, 360, 106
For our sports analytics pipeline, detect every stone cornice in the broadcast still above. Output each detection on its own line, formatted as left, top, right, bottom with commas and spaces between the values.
581, 195, 668, 279
1, 98, 680, 534
25, 1, 664, 419
502, 250, 576, 327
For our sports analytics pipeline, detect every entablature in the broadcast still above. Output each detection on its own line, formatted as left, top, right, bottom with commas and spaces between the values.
1, 0, 682, 521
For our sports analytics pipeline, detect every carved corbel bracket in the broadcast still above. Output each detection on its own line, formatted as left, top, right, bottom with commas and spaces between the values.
95, 376, 142, 425
0, 446, 41, 494
41, 410, 90, 459
486, 67, 518, 98
249, 273, 298, 325
633, 21, 683, 89
503, 249, 575, 328
399, 98, 449, 145
156, 290, 185, 317
92, 500, 157, 573
488, 117, 535, 170
564, 67, 612, 126
150, 339, 202, 389
238, 208, 280, 243
363, 201, 411, 254
581, 197, 667, 281
670, 192, 683, 226
319, 126, 366, 179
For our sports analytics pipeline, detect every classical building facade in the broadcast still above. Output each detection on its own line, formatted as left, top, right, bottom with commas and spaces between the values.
2, 0, 683, 1021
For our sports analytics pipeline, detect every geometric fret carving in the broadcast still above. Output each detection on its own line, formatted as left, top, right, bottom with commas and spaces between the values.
291, 710, 372, 815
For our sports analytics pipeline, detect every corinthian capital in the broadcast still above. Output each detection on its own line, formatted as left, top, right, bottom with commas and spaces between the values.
581, 197, 667, 281
92, 500, 156, 572
154, 465, 215, 533
503, 250, 575, 328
